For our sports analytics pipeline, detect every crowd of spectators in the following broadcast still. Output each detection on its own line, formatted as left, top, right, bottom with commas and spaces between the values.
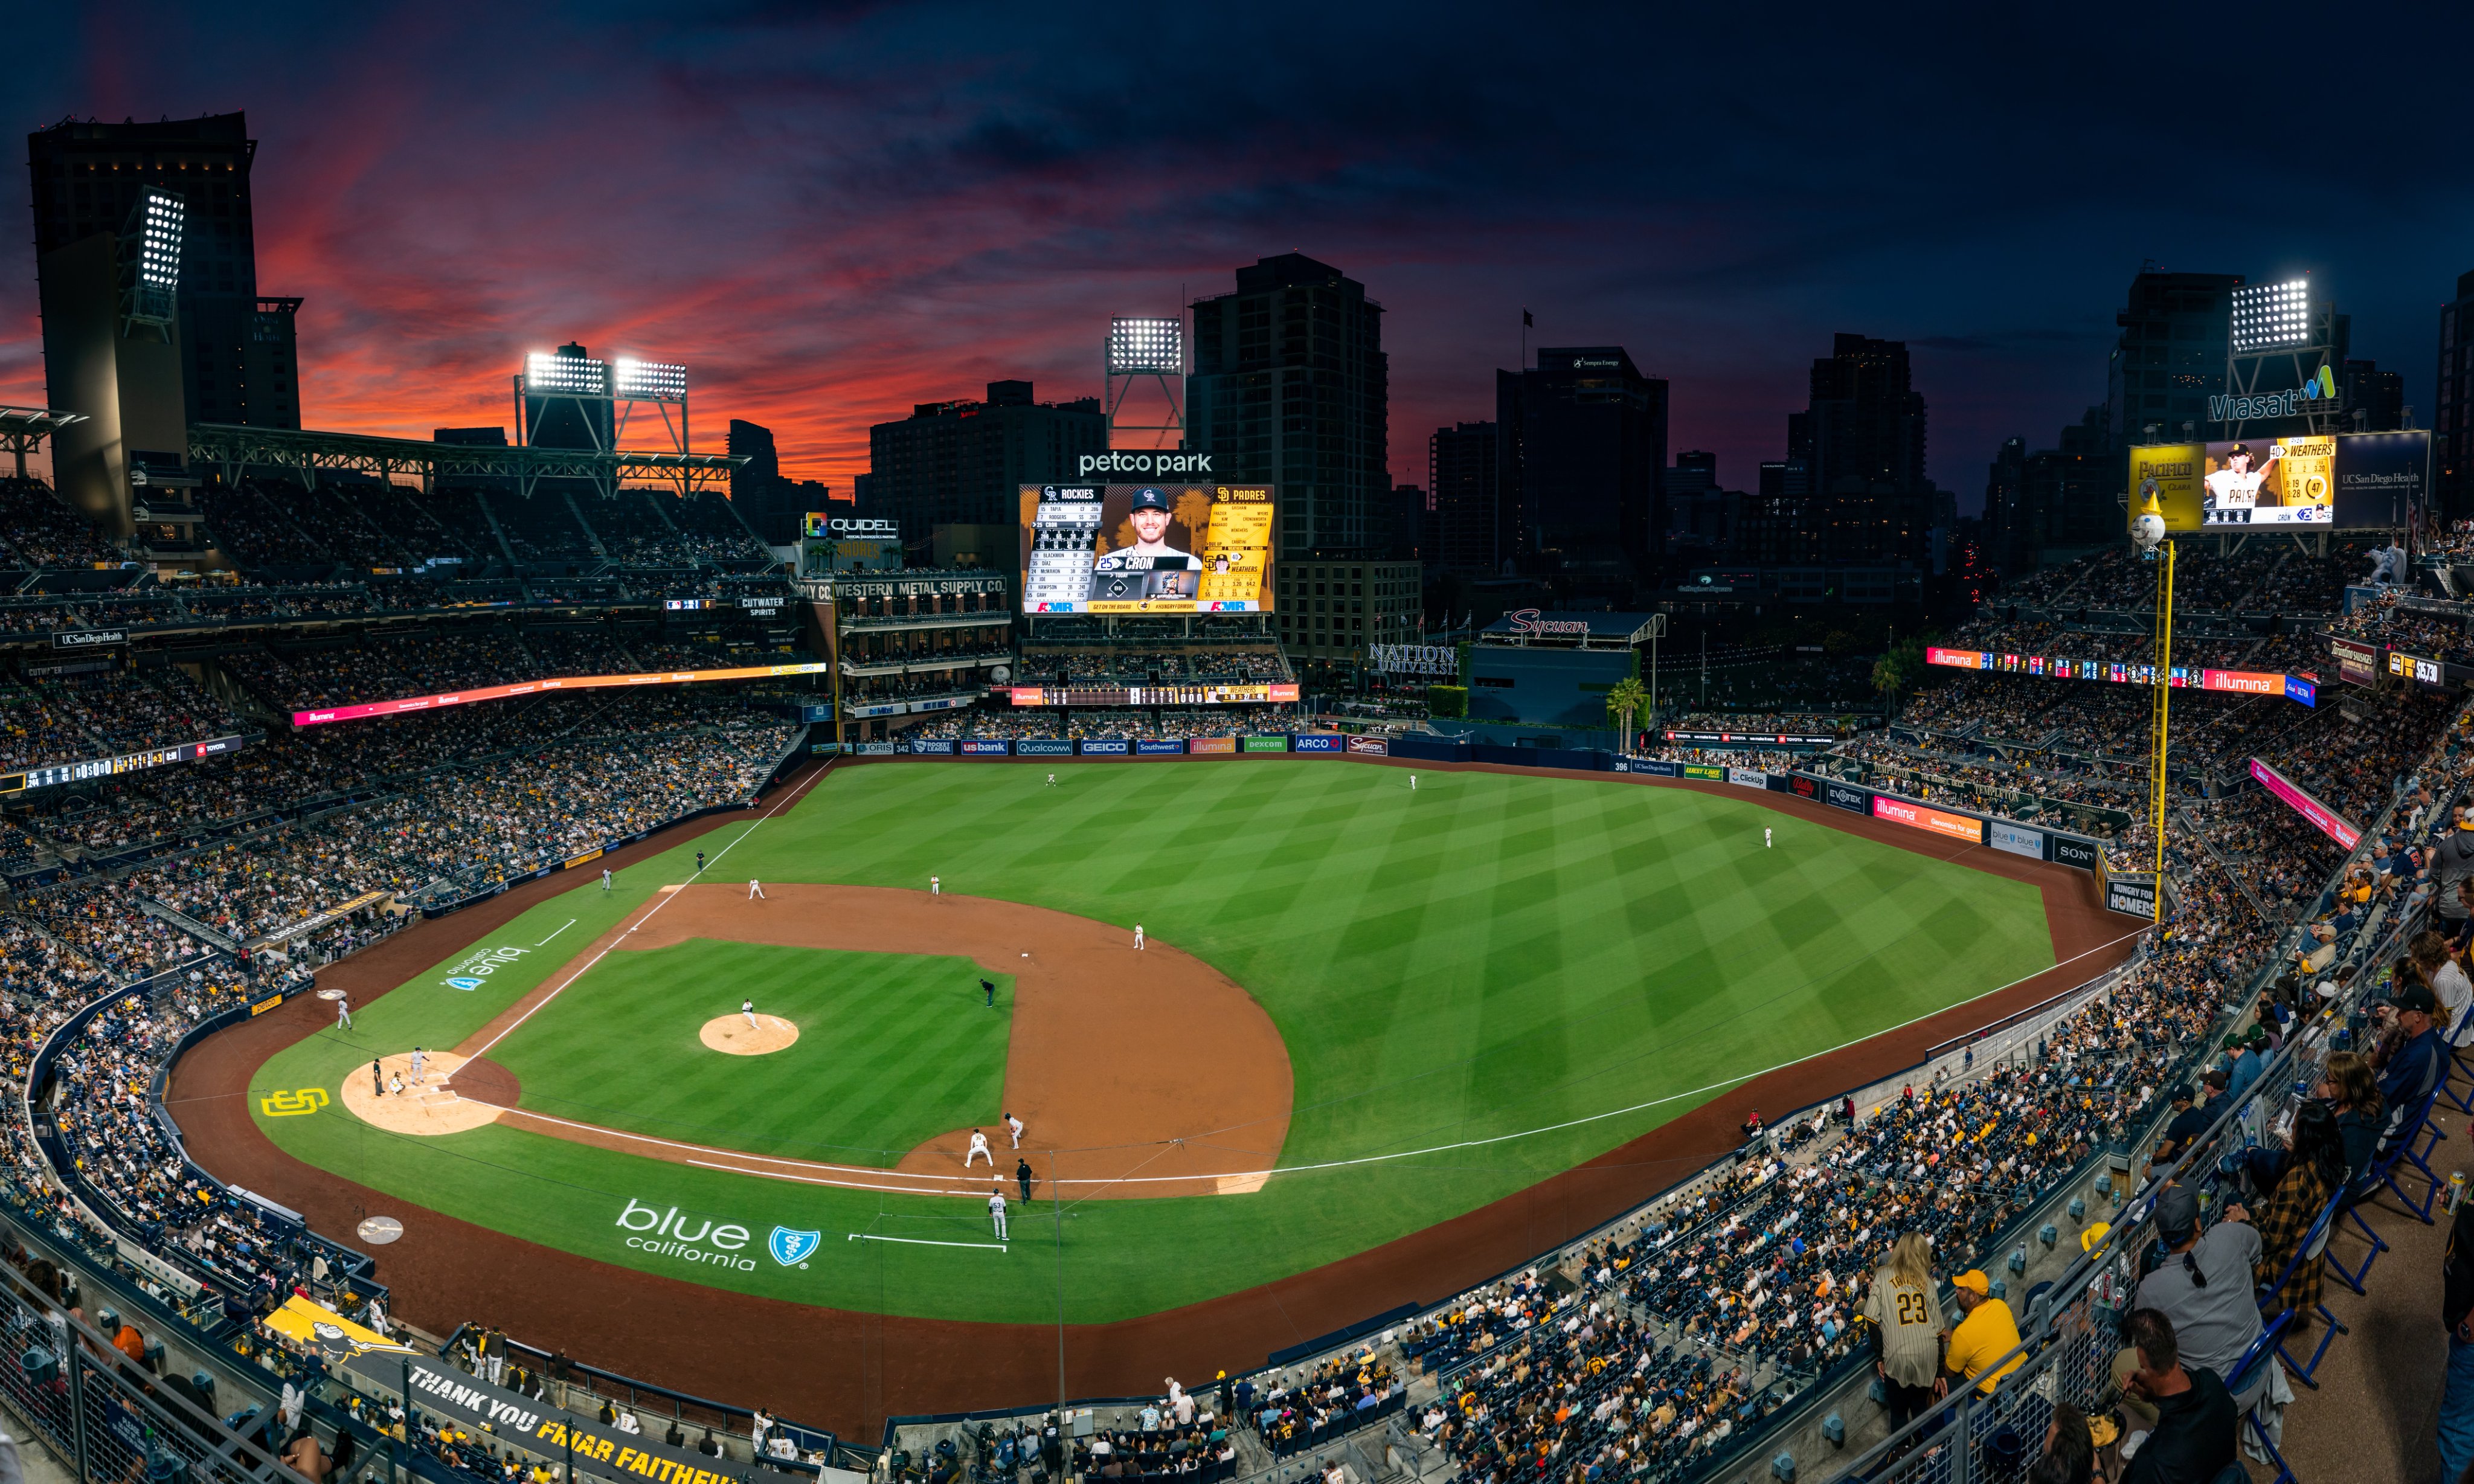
0, 481, 125, 568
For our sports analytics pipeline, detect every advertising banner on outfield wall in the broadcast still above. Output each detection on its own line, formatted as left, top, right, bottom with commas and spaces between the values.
1682, 763, 1726, 780
1078, 738, 1131, 755
1345, 736, 1390, 756
2049, 835, 2100, 872
1823, 780, 1870, 814
856, 741, 895, 756
1188, 737, 1236, 754
1787, 774, 1819, 799
1871, 795, 1986, 844
1136, 739, 1184, 755
1619, 758, 1680, 776
1726, 766, 1768, 789
348, 1352, 771, 1484
1242, 736, 1289, 753
960, 740, 1010, 756
908, 739, 956, 755
1990, 821, 2045, 859
1292, 734, 1345, 753
2106, 875, 2159, 917
1016, 738, 1073, 756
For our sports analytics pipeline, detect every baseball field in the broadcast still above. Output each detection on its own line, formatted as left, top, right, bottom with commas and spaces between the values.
243, 758, 2062, 1325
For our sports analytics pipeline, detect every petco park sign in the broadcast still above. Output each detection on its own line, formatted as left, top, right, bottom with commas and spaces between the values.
1076, 451, 1215, 477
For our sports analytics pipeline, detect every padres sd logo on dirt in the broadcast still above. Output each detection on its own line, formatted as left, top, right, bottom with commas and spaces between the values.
261, 1088, 330, 1117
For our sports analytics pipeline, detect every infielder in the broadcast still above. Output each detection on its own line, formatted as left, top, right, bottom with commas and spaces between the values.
988, 1186, 1009, 1241
336, 995, 353, 1031
748, 878, 766, 899
1006, 1111, 1024, 1148
1133, 924, 1145, 951
408, 1046, 427, 1084
743, 998, 759, 1030
931, 875, 941, 896
966, 1129, 994, 1168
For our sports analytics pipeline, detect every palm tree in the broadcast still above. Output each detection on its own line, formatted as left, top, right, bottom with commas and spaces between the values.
1604, 676, 1650, 753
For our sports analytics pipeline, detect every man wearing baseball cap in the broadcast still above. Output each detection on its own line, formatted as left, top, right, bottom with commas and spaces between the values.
1940, 1269, 2022, 1396
2374, 980, 2450, 1161
2127, 1181, 2267, 1416
1093, 488, 1201, 570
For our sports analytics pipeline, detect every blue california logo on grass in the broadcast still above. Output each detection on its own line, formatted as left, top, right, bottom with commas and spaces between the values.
768, 1227, 820, 1267
445, 977, 484, 991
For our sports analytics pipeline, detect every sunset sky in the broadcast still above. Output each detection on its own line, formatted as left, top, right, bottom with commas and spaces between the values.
9, 4, 2470, 510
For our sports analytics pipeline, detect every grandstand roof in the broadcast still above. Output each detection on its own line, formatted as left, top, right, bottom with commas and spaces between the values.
187, 422, 744, 496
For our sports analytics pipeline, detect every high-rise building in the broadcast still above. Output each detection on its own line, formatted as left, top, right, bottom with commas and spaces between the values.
1732, 459, 1820, 566
28, 112, 301, 432
1427, 421, 1502, 575
1787, 333, 1929, 564
2339, 359, 2405, 432
1665, 451, 1730, 555
1494, 347, 1666, 580
865, 380, 1105, 555
1186, 254, 1389, 557
1984, 411, 2112, 573
727, 419, 814, 545
2105, 269, 2238, 449
2443, 270, 2474, 514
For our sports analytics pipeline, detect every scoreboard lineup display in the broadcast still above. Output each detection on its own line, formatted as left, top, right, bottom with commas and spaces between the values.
1020, 484, 1276, 614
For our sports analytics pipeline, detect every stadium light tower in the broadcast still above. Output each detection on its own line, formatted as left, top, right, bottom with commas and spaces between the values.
612, 356, 691, 460
117, 188, 184, 341
2132, 486, 2173, 926
1104, 315, 1185, 449
2222, 275, 2340, 442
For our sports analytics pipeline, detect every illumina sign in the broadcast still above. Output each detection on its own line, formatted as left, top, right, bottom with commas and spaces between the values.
1370, 644, 1457, 675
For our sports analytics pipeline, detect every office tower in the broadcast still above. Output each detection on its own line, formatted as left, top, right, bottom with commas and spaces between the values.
2444, 270, 2474, 512
726, 418, 805, 544
1665, 451, 1730, 554
1494, 347, 1666, 580
2339, 359, 2405, 432
1186, 254, 1389, 557
1787, 333, 1929, 565
2106, 269, 2239, 449
29, 112, 300, 432
1427, 421, 1502, 575
866, 380, 1105, 553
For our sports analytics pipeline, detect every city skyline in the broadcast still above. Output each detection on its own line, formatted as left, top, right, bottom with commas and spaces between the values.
7, 4, 2468, 512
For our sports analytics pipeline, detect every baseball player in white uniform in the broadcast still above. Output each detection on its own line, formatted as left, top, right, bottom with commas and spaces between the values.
748, 878, 766, 899
1007, 1112, 1025, 1148
601, 868, 612, 892
966, 1129, 993, 1168
1046, 774, 1058, 787
988, 1186, 1009, 1240
742, 998, 759, 1030
1133, 925, 1145, 951
335, 995, 353, 1031
931, 876, 941, 896
1765, 827, 1772, 848
408, 1047, 426, 1084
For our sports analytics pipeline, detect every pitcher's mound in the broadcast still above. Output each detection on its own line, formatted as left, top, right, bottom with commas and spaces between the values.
340, 1052, 504, 1135
701, 1013, 798, 1055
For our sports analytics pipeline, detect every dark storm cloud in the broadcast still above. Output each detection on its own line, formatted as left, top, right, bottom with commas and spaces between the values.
5, 2, 2470, 506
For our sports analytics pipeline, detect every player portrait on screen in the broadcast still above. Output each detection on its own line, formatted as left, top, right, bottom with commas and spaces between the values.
1088, 487, 1203, 601
2203, 442, 2277, 511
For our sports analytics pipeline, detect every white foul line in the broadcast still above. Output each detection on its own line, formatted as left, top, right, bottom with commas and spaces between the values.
847, 1233, 1006, 1252
461, 758, 834, 1065
534, 919, 576, 948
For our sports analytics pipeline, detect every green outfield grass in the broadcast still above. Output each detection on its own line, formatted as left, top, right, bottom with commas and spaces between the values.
491, 940, 1011, 1163
249, 760, 2058, 1323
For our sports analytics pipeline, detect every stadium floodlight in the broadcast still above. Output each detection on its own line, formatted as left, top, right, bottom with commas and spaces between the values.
2229, 278, 2312, 355
612, 358, 688, 402
1107, 316, 1184, 375
118, 188, 184, 334
525, 350, 609, 397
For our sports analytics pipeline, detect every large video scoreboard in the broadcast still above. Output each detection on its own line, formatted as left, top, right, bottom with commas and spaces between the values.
1020, 484, 1275, 614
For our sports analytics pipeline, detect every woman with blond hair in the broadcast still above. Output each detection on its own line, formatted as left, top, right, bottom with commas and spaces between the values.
1860, 1232, 1944, 1433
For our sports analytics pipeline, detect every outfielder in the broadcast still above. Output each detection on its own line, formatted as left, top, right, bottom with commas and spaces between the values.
1765, 827, 1772, 849
743, 998, 759, 1030
1411, 775, 1417, 790
989, 1186, 1009, 1241
748, 878, 766, 899
966, 1129, 994, 1168
601, 868, 612, 892
1046, 774, 1058, 787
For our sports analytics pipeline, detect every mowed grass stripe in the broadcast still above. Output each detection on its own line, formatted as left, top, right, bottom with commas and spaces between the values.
490, 939, 1010, 1163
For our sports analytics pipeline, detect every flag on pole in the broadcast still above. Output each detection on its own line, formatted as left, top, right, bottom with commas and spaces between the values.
1522, 309, 1534, 327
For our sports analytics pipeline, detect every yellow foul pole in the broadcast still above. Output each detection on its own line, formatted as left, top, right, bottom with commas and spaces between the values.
2150, 538, 2173, 925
